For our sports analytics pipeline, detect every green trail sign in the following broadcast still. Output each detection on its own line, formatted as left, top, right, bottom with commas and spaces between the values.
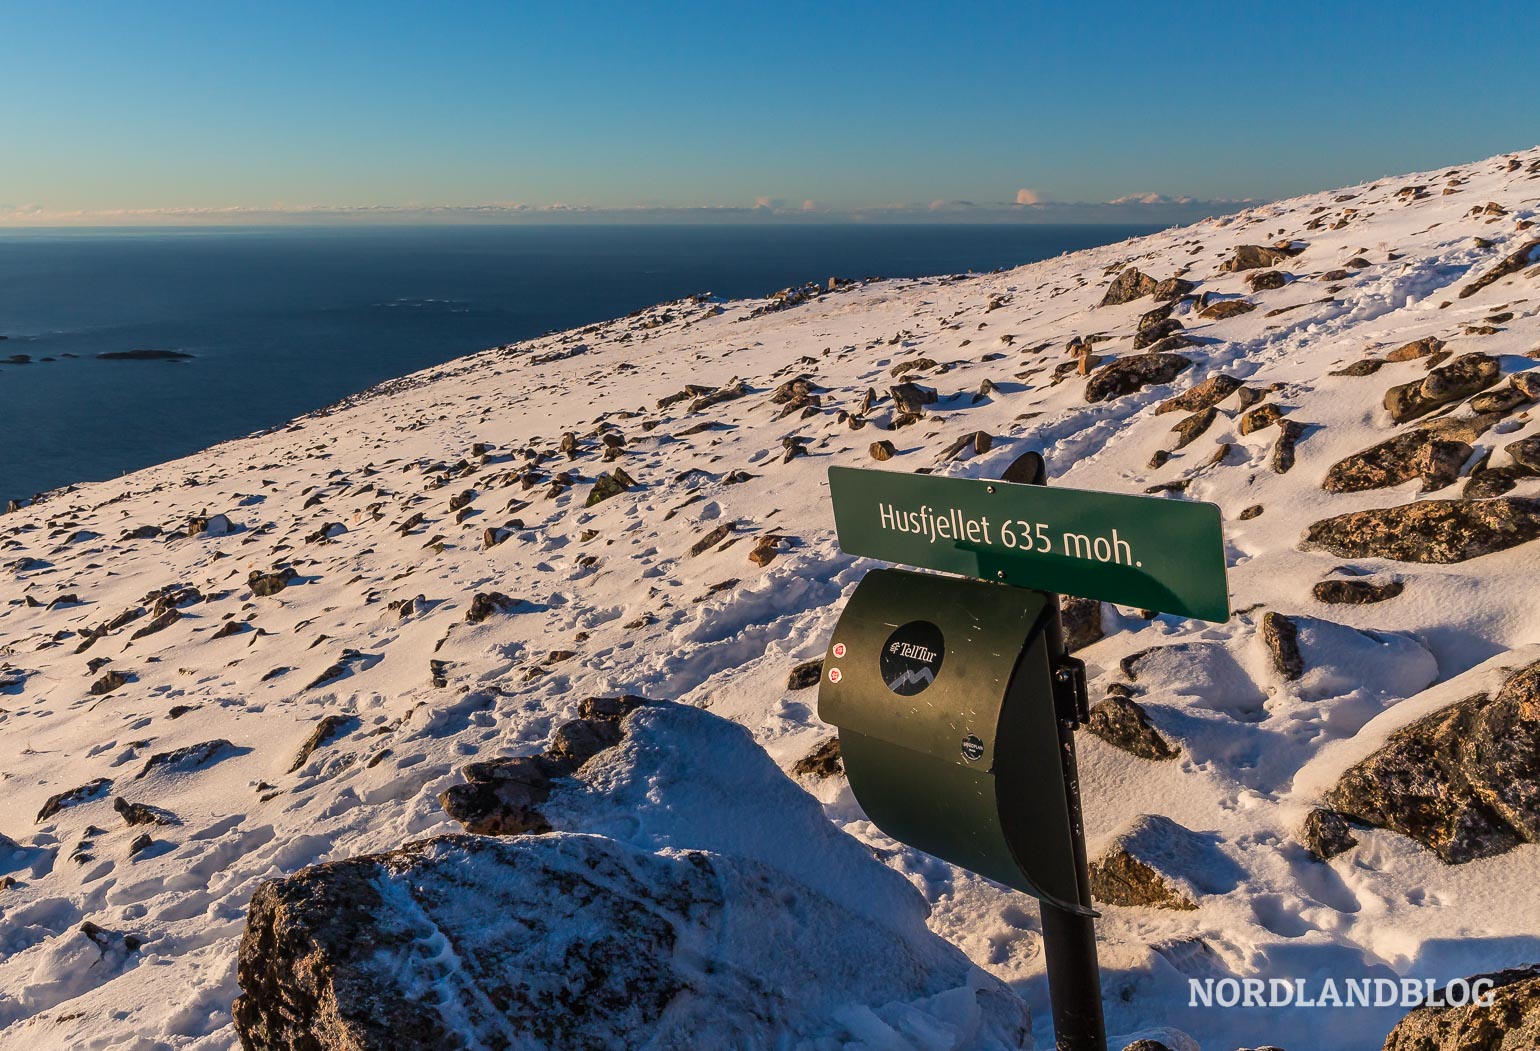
827, 465, 1229, 622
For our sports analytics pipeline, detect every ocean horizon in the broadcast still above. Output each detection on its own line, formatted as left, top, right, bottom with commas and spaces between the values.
0, 222, 1159, 500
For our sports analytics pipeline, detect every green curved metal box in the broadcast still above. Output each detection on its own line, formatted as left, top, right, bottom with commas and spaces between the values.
818, 567, 1091, 913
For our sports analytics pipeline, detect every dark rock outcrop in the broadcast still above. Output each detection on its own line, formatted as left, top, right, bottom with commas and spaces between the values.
889, 382, 937, 416
1220, 245, 1291, 272
1198, 299, 1257, 320
1171, 407, 1216, 449
1382, 965, 1540, 1050
1261, 612, 1303, 681
1385, 336, 1444, 362
1150, 276, 1196, 301
1313, 577, 1404, 604
1060, 595, 1105, 652
89, 670, 130, 696
1325, 659, 1540, 863
249, 568, 299, 598
1304, 498, 1540, 563
1324, 416, 1494, 494
135, 740, 236, 781
1238, 403, 1284, 435
1457, 238, 1540, 299
36, 778, 112, 822
1383, 353, 1500, 423
938, 430, 992, 461
233, 834, 716, 1049
465, 592, 519, 624
585, 467, 637, 507
787, 659, 823, 690
1086, 696, 1178, 760
1089, 816, 1202, 910
689, 522, 734, 557
114, 796, 176, 827
790, 737, 843, 779
1155, 374, 1242, 416
1084, 354, 1192, 403
1133, 316, 1185, 351
288, 715, 356, 774
1100, 268, 1158, 306
1272, 419, 1305, 474
1300, 808, 1358, 861
236, 701, 1031, 1051
438, 696, 652, 835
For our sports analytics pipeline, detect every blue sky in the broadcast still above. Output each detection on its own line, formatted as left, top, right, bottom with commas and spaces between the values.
2, 1, 1536, 224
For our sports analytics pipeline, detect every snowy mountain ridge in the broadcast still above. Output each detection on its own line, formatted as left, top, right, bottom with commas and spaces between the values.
3, 145, 1540, 1050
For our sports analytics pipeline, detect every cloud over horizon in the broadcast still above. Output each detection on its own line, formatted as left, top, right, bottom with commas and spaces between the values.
0, 191, 1260, 228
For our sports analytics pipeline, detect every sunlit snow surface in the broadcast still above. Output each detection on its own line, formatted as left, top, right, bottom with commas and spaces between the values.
3, 145, 1539, 1050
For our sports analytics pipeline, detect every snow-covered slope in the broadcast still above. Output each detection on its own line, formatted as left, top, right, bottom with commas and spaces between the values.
2, 145, 1539, 1051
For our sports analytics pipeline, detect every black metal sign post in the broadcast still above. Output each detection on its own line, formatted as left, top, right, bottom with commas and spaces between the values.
820, 453, 1109, 1051
1039, 598, 1106, 1051
1017, 453, 1106, 1051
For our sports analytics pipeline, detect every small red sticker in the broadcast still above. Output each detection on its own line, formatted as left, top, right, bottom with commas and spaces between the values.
832, 643, 847, 659
828, 667, 843, 684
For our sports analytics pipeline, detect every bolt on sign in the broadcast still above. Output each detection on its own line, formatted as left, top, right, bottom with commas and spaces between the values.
827, 466, 1229, 622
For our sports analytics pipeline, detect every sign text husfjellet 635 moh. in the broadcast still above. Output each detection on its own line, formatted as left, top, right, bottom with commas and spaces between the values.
876, 502, 1142, 566
829, 466, 1229, 622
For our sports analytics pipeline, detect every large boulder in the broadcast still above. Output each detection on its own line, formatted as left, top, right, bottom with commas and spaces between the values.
1304, 498, 1540, 563
1197, 299, 1256, 320
1100, 268, 1159, 307
1457, 237, 1540, 299
1085, 354, 1193, 403
1325, 659, 1540, 863
234, 702, 1033, 1050
1322, 416, 1496, 493
1382, 965, 1540, 1049
234, 834, 1033, 1051
1383, 353, 1501, 422
1154, 374, 1242, 415
1220, 245, 1292, 272
1133, 316, 1185, 351
1150, 277, 1196, 301
1089, 815, 1240, 910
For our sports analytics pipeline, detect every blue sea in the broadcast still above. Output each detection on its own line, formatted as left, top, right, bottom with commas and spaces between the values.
0, 224, 1157, 501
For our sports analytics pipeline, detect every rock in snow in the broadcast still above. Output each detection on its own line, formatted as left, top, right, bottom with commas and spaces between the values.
1326, 659, 1540, 863
234, 703, 1032, 1050
1305, 498, 1540, 563
1089, 815, 1206, 910
1382, 965, 1540, 1050
1086, 694, 1178, 760
1083, 353, 1192, 403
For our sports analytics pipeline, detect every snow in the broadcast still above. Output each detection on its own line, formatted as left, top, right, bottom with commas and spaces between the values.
1, 144, 1539, 1050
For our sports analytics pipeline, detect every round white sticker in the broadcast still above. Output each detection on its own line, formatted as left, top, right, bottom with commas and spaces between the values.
832, 642, 847, 659
828, 667, 843, 684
